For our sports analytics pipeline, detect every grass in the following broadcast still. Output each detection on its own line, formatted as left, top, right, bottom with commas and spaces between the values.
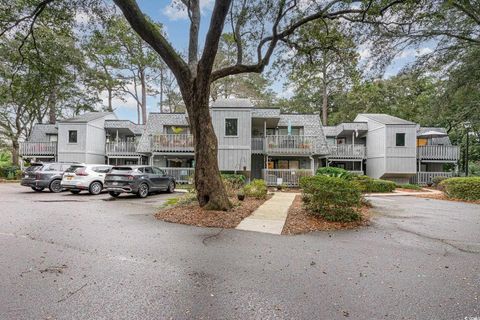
395, 183, 422, 190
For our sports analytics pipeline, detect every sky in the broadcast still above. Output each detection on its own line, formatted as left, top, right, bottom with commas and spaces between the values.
108, 0, 430, 122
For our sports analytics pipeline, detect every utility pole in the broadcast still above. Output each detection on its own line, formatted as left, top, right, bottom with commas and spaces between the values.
466, 130, 469, 176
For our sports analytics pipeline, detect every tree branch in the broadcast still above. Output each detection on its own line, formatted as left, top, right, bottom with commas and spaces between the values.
114, 0, 190, 88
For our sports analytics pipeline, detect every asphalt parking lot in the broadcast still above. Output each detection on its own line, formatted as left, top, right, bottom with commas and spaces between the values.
0, 183, 479, 320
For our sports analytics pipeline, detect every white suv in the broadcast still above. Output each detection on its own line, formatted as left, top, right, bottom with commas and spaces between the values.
61, 164, 112, 195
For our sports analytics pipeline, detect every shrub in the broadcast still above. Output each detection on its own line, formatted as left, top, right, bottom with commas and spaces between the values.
432, 176, 448, 189
439, 177, 480, 201
315, 167, 353, 180
0, 165, 20, 179
395, 183, 422, 190
300, 175, 362, 222
243, 179, 268, 199
352, 175, 396, 193
222, 174, 246, 197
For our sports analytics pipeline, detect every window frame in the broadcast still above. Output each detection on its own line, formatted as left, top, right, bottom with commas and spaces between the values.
68, 130, 78, 144
224, 118, 238, 137
395, 133, 406, 147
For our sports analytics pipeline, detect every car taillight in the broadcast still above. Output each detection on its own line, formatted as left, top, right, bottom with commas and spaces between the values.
75, 168, 89, 176
127, 175, 134, 181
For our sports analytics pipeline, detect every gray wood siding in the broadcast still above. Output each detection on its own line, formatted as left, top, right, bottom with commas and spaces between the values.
384, 125, 416, 174
212, 109, 252, 170
57, 123, 88, 163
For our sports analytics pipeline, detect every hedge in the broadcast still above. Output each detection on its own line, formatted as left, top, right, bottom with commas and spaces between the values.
0, 166, 21, 180
316, 167, 353, 180
395, 183, 422, 190
352, 175, 396, 193
439, 177, 480, 201
300, 175, 361, 222
243, 179, 268, 199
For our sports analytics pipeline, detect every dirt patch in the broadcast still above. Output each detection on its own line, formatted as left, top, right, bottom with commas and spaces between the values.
155, 195, 271, 228
414, 192, 480, 204
282, 195, 371, 235
395, 188, 425, 193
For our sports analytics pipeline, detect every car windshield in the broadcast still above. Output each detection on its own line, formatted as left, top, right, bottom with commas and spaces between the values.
110, 167, 133, 174
25, 164, 43, 172
65, 165, 85, 173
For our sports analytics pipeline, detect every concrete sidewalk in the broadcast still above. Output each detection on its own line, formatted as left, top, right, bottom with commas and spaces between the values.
236, 192, 298, 234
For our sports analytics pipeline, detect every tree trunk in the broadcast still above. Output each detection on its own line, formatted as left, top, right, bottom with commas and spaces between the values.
48, 89, 57, 124
140, 68, 147, 124
322, 85, 328, 125
11, 138, 19, 166
183, 84, 231, 211
107, 88, 113, 112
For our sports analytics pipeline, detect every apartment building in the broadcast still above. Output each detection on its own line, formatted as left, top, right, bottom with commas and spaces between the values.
20, 99, 459, 186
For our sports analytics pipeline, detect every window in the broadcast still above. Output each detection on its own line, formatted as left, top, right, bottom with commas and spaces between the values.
225, 119, 238, 136
396, 133, 406, 147
144, 167, 153, 174
152, 167, 165, 175
68, 130, 77, 143
337, 137, 346, 145
48, 134, 58, 142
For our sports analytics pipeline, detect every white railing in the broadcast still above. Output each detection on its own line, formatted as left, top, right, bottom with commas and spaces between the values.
262, 169, 313, 187
417, 145, 460, 161
151, 134, 194, 152
106, 141, 139, 155
19, 142, 57, 156
328, 144, 366, 159
410, 171, 454, 185
160, 167, 194, 184
348, 170, 364, 176
251, 137, 264, 153
265, 135, 316, 154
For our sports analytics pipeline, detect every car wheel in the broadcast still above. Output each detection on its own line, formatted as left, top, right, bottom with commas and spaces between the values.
70, 190, 81, 194
109, 191, 120, 198
31, 186, 44, 192
167, 181, 175, 193
137, 183, 149, 198
89, 181, 103, 195
49, 179, 62, 193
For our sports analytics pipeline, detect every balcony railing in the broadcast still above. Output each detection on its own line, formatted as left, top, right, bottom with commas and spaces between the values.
262, 169, 313, 187
265, 135, 316, 155
106, 141, 139, 155
19, 142, 57, 156
410, 171, 454, 185
417, 145, 460, 161
151, 134, 194, 153
328, 144, 366, 159
251, 137, 264, 153
159, 167, 194, 184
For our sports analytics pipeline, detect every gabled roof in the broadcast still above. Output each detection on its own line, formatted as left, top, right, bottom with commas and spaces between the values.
59, 111, 115, 123
105, 120, 145, 135
357, 113, 416, 125
28, 123, 58, 142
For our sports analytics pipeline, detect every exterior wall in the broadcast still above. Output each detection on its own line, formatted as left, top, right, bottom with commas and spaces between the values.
363, 124, 386, 179
57, 123, 88, 163
212, 109, 252, 171
384, 125, 416, 176
85, 117, 110, 164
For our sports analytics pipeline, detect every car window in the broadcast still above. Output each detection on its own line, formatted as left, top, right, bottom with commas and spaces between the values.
65, 165, 84, 173
136, 167, 144, 173
93, 166, 111, 173
45, 164, 62, 171
144, 167, 153, 174
152, 167, 165, 175
61, 164, 76, 171
25, 164, 43, 172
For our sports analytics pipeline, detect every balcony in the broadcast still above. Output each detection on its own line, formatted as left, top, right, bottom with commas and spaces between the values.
328, 144, 365, 159
159, 167, 194, 184
19, 142, 57, 156
151, 134, 194, 153
417, 145, 460, 161
106, 141, 139, 156
264, 135, 316, 155
262, 169, 313, 187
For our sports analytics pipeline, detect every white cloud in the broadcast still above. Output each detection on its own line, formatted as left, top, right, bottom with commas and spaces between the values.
162, 0, 214, 21
395, 47, 434, 59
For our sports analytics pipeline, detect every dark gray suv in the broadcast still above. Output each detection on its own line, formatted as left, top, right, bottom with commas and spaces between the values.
104, 166, 175, 198
20, 162, 78, 193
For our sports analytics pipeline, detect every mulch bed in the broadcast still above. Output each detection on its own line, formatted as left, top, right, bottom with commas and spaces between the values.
281, 195, 371, 235
155, 195, 271, 229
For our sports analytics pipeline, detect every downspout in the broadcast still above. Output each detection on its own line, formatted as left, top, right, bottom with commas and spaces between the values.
309, 155, 315, 175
